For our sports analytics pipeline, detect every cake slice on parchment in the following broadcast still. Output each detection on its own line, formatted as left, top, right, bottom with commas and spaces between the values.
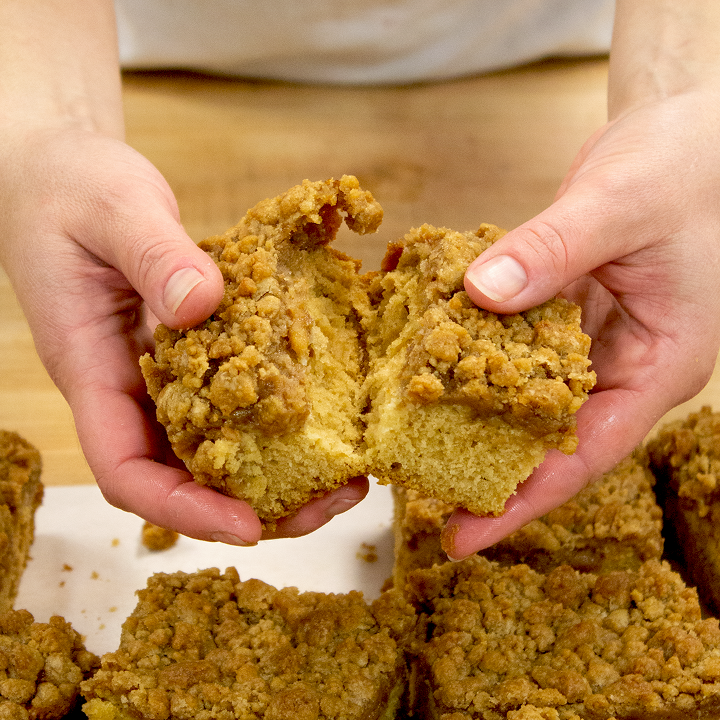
0, 608, 99, 720
81, 567, 416, 720
0, 430, 44, 613
405, 555, 720, 720
647, 405, 720, 616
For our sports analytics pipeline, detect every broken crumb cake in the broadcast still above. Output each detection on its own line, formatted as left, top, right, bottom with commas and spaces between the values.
405, 555, 720, 720
81, 567, 416, 720
362, 222, 595, 517
0, 430, 44, 613
391, 448, 663, 587
0, 608, 99, 720
141, 176, 595, 524
647, 405, 720, 616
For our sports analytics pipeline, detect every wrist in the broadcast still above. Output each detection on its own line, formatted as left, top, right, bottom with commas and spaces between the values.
609, 0, 720, 118
0, 0, 124, 139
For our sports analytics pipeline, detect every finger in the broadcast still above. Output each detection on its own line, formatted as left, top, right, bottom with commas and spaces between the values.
109, 459, 264, 546
463, 184, 646, 314
440, 384, 665, 560
70, 144, 225, 329
71, 358, 263, 545
261, 477, 370, 540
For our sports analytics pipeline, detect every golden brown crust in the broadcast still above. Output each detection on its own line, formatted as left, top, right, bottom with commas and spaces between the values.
81, 568, 416, 720
0, 609, 98, 720
647, 406, 720, 617
0, 431, 44, 614
406, 556, 720, 720
391, 449, 664, 587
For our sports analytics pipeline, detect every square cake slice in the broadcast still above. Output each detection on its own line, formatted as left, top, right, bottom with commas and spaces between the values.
391, 449, 663, 587
0, 430, 44, 613
140, 176, 382, 527
362, 223, 595, 516
81, 567, 416, 720
647, 405, 720, 615
406, 556, 720, 720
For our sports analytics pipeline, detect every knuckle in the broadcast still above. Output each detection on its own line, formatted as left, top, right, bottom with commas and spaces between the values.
522, 220, 573, 277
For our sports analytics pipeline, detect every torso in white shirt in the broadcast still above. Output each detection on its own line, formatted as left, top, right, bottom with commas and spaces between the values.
115, 0, 614, 84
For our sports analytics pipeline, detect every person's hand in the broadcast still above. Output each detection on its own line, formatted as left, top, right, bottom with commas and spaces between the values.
0, 125, 368, 544
443, 86, 720, 559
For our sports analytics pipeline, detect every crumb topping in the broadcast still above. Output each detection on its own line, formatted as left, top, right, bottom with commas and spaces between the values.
648, 405, 720, 516
0, 609, 98, 720
371, 224, 595, 447
82, 568, 415, 720
407, 557, 720, 718
141, 175, 382, 447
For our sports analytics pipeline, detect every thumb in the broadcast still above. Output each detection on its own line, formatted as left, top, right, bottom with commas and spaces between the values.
72, 146, 225, 330
464, 193, 626, 314
108, 204, 224, 329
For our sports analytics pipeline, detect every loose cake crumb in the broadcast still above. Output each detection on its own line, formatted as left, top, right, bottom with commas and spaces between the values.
141, 521, 179, 551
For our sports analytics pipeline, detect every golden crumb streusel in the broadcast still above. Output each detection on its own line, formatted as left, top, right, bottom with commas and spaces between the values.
0, 609, 98, 720
647, 406, 720, 616
0, 431, 44, 614
140, 176, 382, 527
81, 567, 416, 720
363, 223, 595, 516
391, 449, 663, 587
406, 556, 720, 720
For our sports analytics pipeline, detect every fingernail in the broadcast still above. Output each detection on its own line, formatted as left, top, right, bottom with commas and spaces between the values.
164, 267, 205, 314
210, 531, 256, 547
325, 497, 360, 520
466, 255, 527, 302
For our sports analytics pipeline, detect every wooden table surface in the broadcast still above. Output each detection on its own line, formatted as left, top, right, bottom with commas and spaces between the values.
3, 57, 719, 488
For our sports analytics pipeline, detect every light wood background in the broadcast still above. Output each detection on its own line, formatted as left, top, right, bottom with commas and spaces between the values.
2, 57, 719, 488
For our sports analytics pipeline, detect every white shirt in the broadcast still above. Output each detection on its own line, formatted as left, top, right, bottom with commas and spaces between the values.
115, 0, 614, 85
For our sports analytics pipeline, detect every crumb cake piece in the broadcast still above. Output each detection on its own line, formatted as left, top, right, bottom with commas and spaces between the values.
363, 223, 595, 516
0, 431, 44, 613
391, 449, 663, 587
406, 556, 720, 720
647, 405, 720, 616
140, 176, 382, 527
0, 608, 99, 720
141, 522, 179, 552
81, 567, 416, 720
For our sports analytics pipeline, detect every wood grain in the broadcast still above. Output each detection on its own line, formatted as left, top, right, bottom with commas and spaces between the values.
2, 57, 718, 486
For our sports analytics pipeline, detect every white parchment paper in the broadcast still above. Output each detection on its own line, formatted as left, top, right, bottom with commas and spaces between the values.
15, 482, 395, 656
